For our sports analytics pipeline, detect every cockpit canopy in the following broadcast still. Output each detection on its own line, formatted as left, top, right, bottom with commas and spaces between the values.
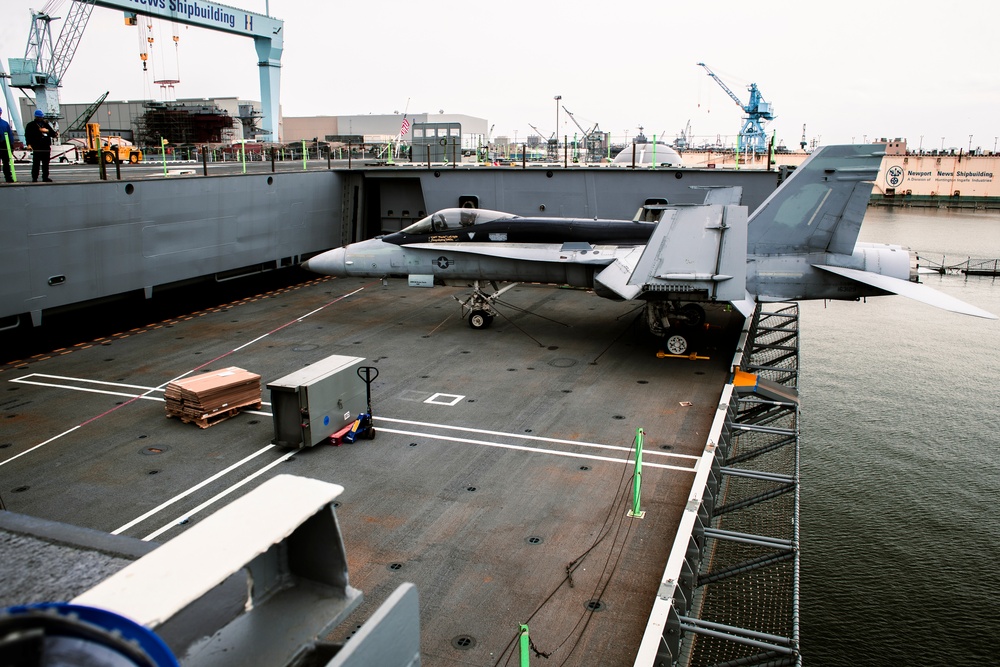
399, 208, 518, 235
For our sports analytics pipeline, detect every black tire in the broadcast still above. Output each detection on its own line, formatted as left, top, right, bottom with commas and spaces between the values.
666, 334, 689, 355
103, 152, 114, 164
679, 303, 706, 328
469, 310, 492, 329
366, 427, 376, 440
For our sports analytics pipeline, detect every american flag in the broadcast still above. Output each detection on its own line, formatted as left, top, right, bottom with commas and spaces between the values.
399, 116, 410, 136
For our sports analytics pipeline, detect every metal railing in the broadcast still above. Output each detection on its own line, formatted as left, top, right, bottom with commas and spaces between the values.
634, 304, 801, 667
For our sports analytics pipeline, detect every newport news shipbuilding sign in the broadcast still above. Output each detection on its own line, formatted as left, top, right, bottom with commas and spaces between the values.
880, 154, 999, 199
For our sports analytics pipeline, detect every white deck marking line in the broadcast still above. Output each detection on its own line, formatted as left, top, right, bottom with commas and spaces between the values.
5, 374, 698, 467
141, 449, 297, 542
11, 378, 167, 401
380, 427, 697, 473
21, 373, 166, 392
379, 416, 700, 461
111, 445, 278, 535
0, 425, 83, 469
425, 393, 465, 406
12, 374, 278, 413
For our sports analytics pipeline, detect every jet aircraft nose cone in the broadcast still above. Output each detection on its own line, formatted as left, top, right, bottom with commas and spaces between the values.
303, 247, 347, 276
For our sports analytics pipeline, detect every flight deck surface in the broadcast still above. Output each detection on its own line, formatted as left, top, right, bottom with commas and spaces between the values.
0, 274, 740, 666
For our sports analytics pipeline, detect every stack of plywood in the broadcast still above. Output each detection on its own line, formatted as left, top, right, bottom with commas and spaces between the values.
164, 367, 262, 428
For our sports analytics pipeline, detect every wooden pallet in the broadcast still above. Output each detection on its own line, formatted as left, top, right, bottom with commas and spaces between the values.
164, 367, 262, 429
166, 398, 263, 429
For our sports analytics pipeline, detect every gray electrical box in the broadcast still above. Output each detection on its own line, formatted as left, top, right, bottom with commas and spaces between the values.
267, 355, 368, 449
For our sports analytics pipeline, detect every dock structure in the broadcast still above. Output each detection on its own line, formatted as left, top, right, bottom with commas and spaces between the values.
917, 255, 1000, 276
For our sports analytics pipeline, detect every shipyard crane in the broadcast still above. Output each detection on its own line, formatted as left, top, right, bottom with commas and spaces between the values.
561, 105, 607, 160
528, 123, 550, 141
9, 0, 284, 141
9, 0, 98, 122
66, 90, 108, 134
696, 62, 775, 154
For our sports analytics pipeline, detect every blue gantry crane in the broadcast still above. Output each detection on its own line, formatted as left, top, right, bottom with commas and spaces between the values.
697, 62, 775, 154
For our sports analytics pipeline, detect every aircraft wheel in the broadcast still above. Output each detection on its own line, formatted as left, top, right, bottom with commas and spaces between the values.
469, 310, 493, 329
129, 153, 139, 164
666, 334, 689, 355
679, 303, 706, 328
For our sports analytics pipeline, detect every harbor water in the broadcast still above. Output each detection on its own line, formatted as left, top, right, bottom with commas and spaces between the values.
797, 206, 1000, 666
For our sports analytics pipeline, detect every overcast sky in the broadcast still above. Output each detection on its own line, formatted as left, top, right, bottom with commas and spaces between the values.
3, 0, 998, 150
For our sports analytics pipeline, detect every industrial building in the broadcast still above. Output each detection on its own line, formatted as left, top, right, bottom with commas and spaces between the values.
18, 97, 261, 146
13, 96, 489, 153
281, 113, 490, 151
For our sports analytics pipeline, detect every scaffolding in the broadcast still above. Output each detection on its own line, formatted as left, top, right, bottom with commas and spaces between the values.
136, 101, 234, 147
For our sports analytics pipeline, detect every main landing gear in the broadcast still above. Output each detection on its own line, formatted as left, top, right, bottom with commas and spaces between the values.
457, 281, 520, 329
644, 301, 707, 356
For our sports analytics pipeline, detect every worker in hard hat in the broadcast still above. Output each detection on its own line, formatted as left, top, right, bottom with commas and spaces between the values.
25, 109, 58, 183
0, 107, 14, 183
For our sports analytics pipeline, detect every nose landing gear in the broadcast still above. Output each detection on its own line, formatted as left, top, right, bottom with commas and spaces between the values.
457, 281, 520, 329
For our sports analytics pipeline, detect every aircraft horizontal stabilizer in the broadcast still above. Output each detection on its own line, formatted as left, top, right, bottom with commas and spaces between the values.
813, 264, 998, 319
594, 247, 644, 300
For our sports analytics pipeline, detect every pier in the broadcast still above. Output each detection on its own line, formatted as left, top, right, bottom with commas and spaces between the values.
916, 255, 1000, 277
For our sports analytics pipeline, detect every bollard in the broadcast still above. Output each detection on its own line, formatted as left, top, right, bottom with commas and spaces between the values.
202, 145, 208, 176
628, 427, 645, 518
519, 624, 530, 667
3, 134, 16, 182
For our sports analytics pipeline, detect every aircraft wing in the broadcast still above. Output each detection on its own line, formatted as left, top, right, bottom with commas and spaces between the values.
626, 204, 748, 303
813, 264, 998, 319
402, 242, 618, 265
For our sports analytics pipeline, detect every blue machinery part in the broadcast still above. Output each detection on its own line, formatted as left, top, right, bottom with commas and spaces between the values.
0, 602, 179, 666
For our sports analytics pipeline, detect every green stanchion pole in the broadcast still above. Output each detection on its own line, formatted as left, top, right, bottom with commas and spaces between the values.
4, 133, 17, 182
302, 140, 307, 170
387, 140, 394, 165
240, 139, 247, 174
628, 428, 645, 519
519, 624, 530, 667
160, 137, 168, 177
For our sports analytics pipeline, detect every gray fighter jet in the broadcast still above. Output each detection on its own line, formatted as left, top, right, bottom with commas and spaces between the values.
304, 144, 995, 353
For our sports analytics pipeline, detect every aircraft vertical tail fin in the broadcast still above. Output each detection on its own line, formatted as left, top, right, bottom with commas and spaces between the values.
747, 145, 884, 256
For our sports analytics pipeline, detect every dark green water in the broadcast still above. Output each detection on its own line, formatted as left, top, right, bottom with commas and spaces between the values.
798, 207, 1000, 666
